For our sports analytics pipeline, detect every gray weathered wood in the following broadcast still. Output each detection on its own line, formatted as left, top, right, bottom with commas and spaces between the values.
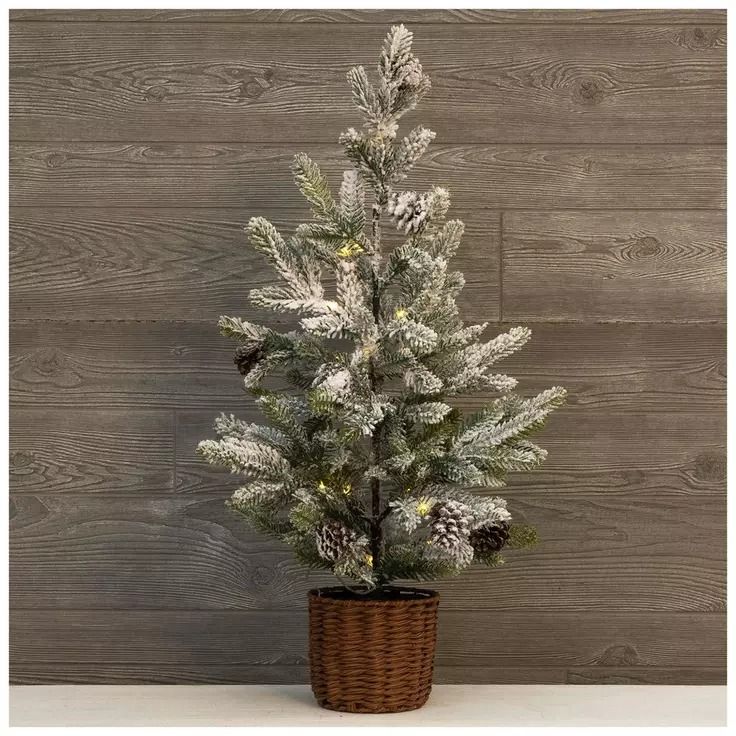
9, 9, 726, 686
10, 322, 724, 411
10, 143, 726, 210
9, 10, 727, 24
565, 667, 727, 685
499, 323, 725, 412
9, 484, 725, 611
9, 663, 727, 686
505, 409, 726, 491
10, 23, 725, 143
503, 211, 726, 321
9, 208, 499, 321
9, 409, 173, 495
10, 322, 241, 410
9, 610, 725, 669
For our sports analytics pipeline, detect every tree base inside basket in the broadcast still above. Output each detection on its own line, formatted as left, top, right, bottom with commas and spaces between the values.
310, 585, 435, 602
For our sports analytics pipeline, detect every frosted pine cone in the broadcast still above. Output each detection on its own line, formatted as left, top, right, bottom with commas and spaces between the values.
234, 343, 264, 376
426, 500, 473, 564
319, 369, 351, 395
388, 191, 428, 234
387, 187, 450, 235
402, 127, 434, 160
315, 520, 358, 562
400, 57, 426, 89
470, 522, 510, 555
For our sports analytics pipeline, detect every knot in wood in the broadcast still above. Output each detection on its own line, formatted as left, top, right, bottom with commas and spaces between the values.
574, 78, 606, 106
597, 644, 641, 666
10, 451, 34, 471
145, 85, 168, 103
676, 26, 723, 50
45, 152, 67, 169
251, 565, 276, 587
242, 76, 271, 99
695, 452, 726, 482
634, 236, 661, 257
32, 348, 65, 376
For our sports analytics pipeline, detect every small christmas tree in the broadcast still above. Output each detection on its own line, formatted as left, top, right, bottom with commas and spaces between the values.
198, 26, 565, 591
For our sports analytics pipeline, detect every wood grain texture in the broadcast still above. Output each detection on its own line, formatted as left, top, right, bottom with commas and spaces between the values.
9, 409, 173, 495
499, 323, 725, 413
9, 609, 725, 668
9, 10, 726, 686
9, 208, 498, 321
503, 211, 726, 321
9, 10, 728, 24
9, 484, 725, 611
10, 322, 724, 411
10, 143, 726, 210
10, 322, 241, 411
8, 664, 727, 686
10, 23, 725, 143
564, 667, 727, 686
505, 410, 726, 497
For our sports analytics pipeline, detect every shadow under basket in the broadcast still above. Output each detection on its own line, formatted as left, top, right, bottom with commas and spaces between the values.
308, 586, 440, 713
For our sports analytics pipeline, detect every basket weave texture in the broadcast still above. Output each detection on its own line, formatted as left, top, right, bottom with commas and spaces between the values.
308, 586, 440, 713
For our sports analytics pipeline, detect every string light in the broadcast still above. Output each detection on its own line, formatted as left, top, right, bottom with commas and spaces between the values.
336, 241, 364, 258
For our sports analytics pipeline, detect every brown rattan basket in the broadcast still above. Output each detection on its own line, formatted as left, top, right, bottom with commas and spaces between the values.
308, 586, 440, 713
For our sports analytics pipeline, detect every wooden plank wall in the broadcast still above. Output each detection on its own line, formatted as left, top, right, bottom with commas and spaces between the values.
9, 9, 726, 685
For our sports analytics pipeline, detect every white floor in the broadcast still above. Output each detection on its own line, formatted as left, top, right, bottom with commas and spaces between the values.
9, 684, 727, 726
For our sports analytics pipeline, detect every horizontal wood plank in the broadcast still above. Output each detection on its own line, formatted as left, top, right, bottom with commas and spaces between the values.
10, 143, 726, 210
10, 24, 725, 143
502, 409, 725, 496
9, 663, 726, 685
10, 322, 724, 411
500, 323, 725, 412
9, 480, 725, 611
11, 207, 727, 323
503, 211, 726, 321
10, 322, 242, 411
9, 9, 727, 686
9, 10, 727, 24
9, 610, 726, 669
565, 667, 726, 685
9, 208, 499, 321
9, 409, 173, 495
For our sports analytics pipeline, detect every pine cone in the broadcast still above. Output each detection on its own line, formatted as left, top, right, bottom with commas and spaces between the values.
234, 343, 264, 376
315, 520, 357, 562
387, 191, 429, 235
470, 522, 510, 555
428, 500, 472, 552
387, 188, 449, 236
398, 57, 425, 90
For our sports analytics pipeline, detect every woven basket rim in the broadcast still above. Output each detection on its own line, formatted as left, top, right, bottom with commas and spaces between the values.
309, 585, 439, 607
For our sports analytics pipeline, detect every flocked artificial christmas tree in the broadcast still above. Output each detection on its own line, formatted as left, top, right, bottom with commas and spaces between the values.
199, 24, 566, 714
198, 26, 565, 594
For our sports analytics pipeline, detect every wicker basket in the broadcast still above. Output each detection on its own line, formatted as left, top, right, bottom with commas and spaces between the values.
308, 586, 440, 713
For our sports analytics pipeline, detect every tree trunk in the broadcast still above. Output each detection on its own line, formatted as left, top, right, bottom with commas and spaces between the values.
369, 201, 384, 580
